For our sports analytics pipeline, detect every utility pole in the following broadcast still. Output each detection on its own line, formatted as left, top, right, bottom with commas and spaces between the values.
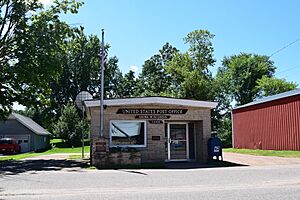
100, 29, 105, 138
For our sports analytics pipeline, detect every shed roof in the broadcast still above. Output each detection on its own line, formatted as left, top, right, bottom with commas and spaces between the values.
84, 97, 218, 109
9, 113, 51, 136
234, 88, 300, 110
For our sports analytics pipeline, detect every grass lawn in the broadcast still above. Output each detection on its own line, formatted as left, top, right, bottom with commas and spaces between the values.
224, 148, 300, 158
0, 139, 90, 161
50, 139, 90, 153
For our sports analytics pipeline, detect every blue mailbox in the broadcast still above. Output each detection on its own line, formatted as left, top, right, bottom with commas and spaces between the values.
208, 133, 223, 161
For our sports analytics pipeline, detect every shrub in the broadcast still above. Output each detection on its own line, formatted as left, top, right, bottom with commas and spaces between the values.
53, 103, 87, 146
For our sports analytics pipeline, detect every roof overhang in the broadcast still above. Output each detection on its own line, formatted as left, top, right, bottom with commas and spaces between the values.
233, 88, 300, 110
84, 97, 218, 109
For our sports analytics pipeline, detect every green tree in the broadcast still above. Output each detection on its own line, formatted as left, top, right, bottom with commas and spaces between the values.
104, 56, 124, 98
17, 26, 123, 130
53, 103, 85, 146
0, 0, 82, 119
165, 30, 215, 100
256, 76, 298, 97
122, 70, 137, 97
216, 117, 232, 147
45, 28, 123, 128
137, 42, 178, 96
184, 30, 215, 74
213, 53, 277, 146
49, 28, 102, 117
218, 53, 276, 105
211, 67, 232, 136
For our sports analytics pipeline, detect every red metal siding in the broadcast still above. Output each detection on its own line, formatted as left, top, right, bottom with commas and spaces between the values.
233, 95, 300, 150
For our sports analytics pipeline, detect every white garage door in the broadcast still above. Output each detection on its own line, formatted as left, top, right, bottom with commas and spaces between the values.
6, 135, 30, 153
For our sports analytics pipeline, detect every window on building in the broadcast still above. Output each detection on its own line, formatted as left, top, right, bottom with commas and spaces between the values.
110, 121, 146, 147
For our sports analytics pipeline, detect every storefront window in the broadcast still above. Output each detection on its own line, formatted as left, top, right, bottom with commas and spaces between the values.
110, 121, 146, 147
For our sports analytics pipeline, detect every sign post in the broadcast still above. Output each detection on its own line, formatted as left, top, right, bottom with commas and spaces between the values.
75, 91, 93, 159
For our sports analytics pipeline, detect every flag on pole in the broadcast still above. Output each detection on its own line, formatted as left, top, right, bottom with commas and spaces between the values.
99, 47, 107, 71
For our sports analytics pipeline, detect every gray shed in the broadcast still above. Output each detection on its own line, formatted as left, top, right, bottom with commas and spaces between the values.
0, 113, 51, 153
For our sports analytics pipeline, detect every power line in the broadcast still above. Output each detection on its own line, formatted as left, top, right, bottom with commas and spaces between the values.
266, 38, 300, 80
276, 65, 300, 75
269, 38, 299, 58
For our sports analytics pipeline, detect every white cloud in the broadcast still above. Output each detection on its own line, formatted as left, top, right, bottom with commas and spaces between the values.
130, 65, 138, 72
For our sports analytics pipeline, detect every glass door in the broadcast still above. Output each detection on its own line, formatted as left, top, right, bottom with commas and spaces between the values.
167, 123, 189, 161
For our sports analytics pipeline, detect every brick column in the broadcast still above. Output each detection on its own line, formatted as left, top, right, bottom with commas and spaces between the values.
91, 137, 109, 168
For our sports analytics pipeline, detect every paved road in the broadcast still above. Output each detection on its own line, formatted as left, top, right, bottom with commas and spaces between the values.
1, 160, 300, 200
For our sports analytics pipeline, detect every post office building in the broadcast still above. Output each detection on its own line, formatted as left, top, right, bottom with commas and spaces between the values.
84, 97, 217, 168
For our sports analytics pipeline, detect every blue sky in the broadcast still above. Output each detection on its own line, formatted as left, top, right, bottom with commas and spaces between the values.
59, 0, 300, 84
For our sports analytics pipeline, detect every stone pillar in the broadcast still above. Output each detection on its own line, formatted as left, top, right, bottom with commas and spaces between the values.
91, 137, 109, 168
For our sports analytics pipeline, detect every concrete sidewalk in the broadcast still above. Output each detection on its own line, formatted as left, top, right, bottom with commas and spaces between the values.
223, 152, 300, 166
20, 152, 300, 167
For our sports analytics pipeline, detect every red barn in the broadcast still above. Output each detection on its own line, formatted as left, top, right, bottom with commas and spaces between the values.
232, 89, 300, 151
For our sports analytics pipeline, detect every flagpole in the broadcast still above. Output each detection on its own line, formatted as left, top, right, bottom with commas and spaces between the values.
100, 29, 105, 138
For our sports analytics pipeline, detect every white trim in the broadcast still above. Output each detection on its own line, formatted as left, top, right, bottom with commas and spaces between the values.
233, 88, 300, 110
167, 123, 170, 160
167, 122, 189, 161
109, 120, 147, 148
84, 97, 218, 109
